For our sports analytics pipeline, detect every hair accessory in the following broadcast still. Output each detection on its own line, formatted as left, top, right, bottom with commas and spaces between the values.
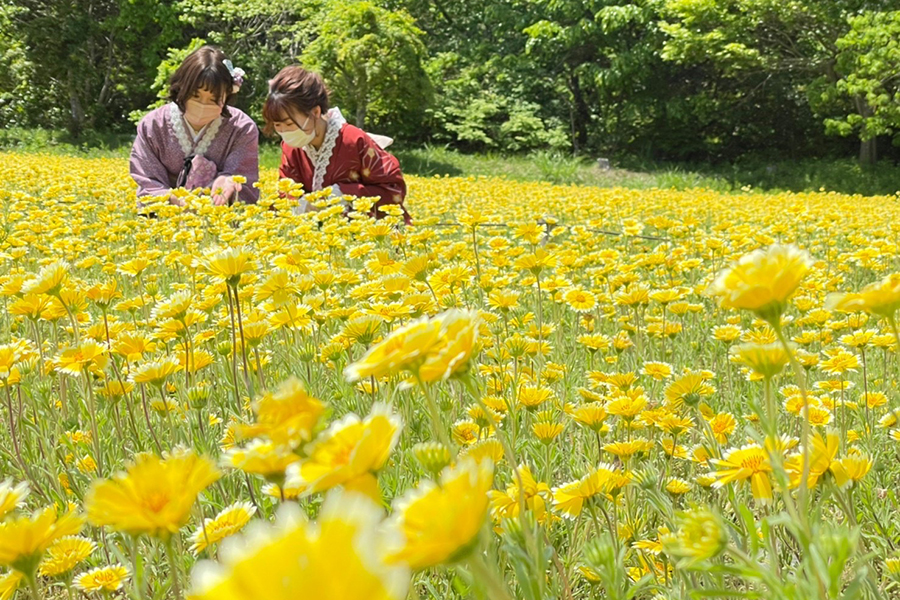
223, 59, 246, 93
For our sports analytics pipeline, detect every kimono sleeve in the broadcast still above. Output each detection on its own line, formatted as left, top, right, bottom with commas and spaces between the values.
218, 115, 260, 204
129, 117, 174, 200
338, 133, 407, 206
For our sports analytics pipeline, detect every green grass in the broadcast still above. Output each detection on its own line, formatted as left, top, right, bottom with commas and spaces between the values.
4, 127, 900, 196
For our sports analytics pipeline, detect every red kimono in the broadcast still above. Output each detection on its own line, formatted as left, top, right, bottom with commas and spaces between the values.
279, 108, 410, 223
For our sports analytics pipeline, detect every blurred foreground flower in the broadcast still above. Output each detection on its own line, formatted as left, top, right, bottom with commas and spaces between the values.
189, 493, 409, 600
383, 457, 494, 570
707, 244, 811, 324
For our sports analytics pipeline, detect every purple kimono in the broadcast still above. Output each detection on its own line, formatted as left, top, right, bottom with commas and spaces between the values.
130, 102, 260, 204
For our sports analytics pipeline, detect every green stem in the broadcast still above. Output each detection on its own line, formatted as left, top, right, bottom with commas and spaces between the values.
165, 537, 184, 600
84, 369, 104, 476
466, 551, 514, 600
131, 537, 145, 600
773, 323, 811, 542
417, 377, 450, 448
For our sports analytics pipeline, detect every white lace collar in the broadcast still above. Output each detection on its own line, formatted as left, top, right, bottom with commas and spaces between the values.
167, 102, 223, 157
303, 107, 347, 191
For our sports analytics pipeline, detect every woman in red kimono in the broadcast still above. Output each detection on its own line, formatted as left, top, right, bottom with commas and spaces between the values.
263, 66, 410, 223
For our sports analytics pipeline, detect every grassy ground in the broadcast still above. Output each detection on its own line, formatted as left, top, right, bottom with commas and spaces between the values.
3, 127, 899, 195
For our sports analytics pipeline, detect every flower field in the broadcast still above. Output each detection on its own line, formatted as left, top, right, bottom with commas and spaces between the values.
2, 151, 900, 599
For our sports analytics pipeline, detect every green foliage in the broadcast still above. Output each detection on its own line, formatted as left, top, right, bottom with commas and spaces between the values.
825, 11, 900, 145
424, 54, 569, 153
300, 1, 431, 136
3, 0, 900, 165
0, 2, 33, 127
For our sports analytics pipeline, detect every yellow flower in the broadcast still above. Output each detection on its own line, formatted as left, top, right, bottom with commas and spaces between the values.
711, 444, 773, 504
235, 376, 325, 448
784, 430, 839, 489
708, 413, 737, 444
0, 571, 23, 600
204, 247, 255, 286
86, 450, 220, 540
460, 438, 504, 465
129, 356, 181, 387
552, 464, 623, 518
707, 244, 811, 322
189, 501, 257, 555
56, 341, 107, 376
0, 507, 84, 574
190, 493, 408, 600
730, 342, 790, 380
830, 453, 873, 488
384, 457, 494, 569
663, 372, 715, 409
604, 439, 653, 459
86, 280, 122, 308
488, 464, 550, 523
563, 287, 596, 312
517, 384, 554, 410
22, 261, 69, 296
416, 309, 481, 384
819, 349, 860, 376
571, 403, 607, 432
665, 478, 691, 494
39, 536, 96, 577
606, 393, 647, 420
73, 564, 130, 593
224, 440, 300, 481
0, 479, 29, 519
533, 420, 564, 443
287, 404, 401, 501
641, 361, 673, 381
343, 318, 443, 381
827, 273, 900, 319
514, 248, 556, 276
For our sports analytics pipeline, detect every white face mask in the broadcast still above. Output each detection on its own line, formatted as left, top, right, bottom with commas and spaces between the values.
185, 99, 222, 128
278, 114, 315, 148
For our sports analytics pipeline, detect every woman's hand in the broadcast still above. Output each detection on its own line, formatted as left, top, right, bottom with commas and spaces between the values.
211, 176, 242, 206
168, 194, 186, 207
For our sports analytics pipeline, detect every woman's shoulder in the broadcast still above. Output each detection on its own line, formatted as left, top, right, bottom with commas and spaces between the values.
225, 106, 259, 132
338, 122, 369, 145
137, 103, 175, 132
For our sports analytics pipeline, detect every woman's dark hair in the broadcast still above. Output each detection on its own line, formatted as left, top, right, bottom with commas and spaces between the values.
168, 46, 236, 117
262, 66, 329, 135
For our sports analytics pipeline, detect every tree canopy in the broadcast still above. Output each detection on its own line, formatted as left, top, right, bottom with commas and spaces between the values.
2, 0, 899, 164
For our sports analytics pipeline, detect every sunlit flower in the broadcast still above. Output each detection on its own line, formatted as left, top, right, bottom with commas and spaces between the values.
0, 506, 84, 574
730, 342, 790, 380
189, 501, 257, 554
236, 376, 325, 447
189, 493, 409, 600
0, 479, 29, 520
707, 244, 811, 322
384, 457, 493, 569
86, 450, 220, 540
39, 536, 96, 577
711, 444, 773, 504
74, 564, 130, 593
286, 404, 401, 501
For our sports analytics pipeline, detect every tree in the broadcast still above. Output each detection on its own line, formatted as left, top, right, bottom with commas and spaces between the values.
825, 11, 900, 163
658, 0, 896, 164
520, 0, 667, 155
300, 1, 431, 134
0, 1, 32, 127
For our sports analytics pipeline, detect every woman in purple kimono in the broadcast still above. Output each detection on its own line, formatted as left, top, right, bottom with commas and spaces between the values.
130, 46, 260, 207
